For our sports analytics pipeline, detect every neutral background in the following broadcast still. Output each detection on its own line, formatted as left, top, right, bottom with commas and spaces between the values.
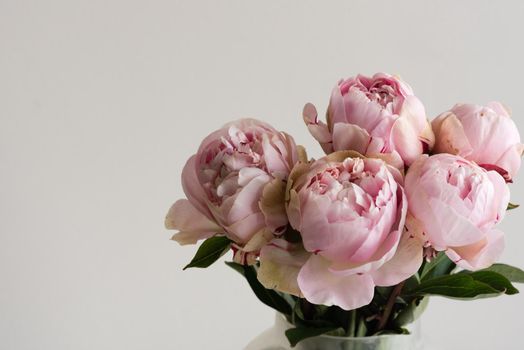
2, 1, 524, 349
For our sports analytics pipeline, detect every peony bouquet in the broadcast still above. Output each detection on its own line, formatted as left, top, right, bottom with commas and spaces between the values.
166, 73, 524, 347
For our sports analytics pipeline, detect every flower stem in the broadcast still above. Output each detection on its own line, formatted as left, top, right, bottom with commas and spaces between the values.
347, 309, 357, 337
356, 316, 367, 337
377, 281, 405, 332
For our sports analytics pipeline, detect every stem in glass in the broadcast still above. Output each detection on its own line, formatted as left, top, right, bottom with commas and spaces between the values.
377, 281, 405, 332
347, 309, 357, 337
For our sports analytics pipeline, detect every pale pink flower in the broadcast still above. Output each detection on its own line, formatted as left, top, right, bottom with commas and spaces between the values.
165, 119, 302, 263
432, 102, 524, 181
405, 153, 510, 270
304, 73, 434, 167
259, 152, 423, 310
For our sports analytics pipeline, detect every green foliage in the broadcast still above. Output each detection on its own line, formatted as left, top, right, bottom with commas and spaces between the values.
393, 297, 429, 328
183, 236, 231, 270
483, 263, 524, 283
285, 326, 344, 347
420, 252, 456, 281
404, 270, 519, 299
466, 270, 519, 295
225, 262, 292, 316
220, 250, 524, 347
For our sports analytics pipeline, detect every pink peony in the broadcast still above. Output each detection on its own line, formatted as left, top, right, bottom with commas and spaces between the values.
165, 119, 302, 264
405, 153, 510, 270
432, 102, 524, 182
259, 152, 423, 310
304, 73, 434, 167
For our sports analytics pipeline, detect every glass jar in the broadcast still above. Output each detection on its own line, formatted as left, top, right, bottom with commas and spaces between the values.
245, 313, 422, 350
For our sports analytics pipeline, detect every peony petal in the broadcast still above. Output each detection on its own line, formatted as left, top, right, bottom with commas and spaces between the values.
166, 199, 222, 245
318, 218, 372, 262
297, 254, 375, 310
452, 104, 521, 171
492, 142, 524, 181
372, 227, 424, 286
181, 155, 214, 220
242, 228, 274, 253
286, 162, 312, 199
227, 173, 270, 222
225, 212, 265, 244
262, 134, 289, 175
390, 116, 423, 165
348, 197, 398, 263
486, 101, 511, 117
368, 151, 405, 173
259, 178, 288, 233
432, 112, 473, 156
329, 229, 401, 276
258, 239, 310, 296
296, 145, 308, 163
324, 150, 365, 163
407, 181, 459, 249
275, 131, 300, 169
303, 103, 333, 154
327, 85, 348, 126
399, 96, 427, 130
286, 189, 302, 231
298, 192, 369, 260
419, 122, 435, 151
338, 88, 384, 131
427, 197, 485, 247
238, 167, 268, 187
331, 123, 371, 154
446, 229, 505, 271
485, 170, 510, 223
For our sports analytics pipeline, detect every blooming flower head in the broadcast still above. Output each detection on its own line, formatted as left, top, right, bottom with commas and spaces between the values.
304, 73, 434, 167
165, 118, 302, 263
405, 153, 509, 270
432, 102, 523, 181
259, 152, 423, 310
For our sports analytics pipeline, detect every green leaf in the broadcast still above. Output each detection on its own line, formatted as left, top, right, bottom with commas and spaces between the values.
467, 271, 519, 295
183, 236, 231, 270
507, 202, 520, 210
224, 259, 245, 275
402, 275, 421, 294
291, 300, 335, 328
404, 274, 500, 299
355, 317, 368, 337
420, 252, 456, 281
483, 264, 524, 283
285, 326, 344, 347
394, 297, 429, 328
373, 286, 392, 304
225, 262, 292, 315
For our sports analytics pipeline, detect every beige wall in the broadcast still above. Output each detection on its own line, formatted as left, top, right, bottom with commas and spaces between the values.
1, 1, 523, 349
